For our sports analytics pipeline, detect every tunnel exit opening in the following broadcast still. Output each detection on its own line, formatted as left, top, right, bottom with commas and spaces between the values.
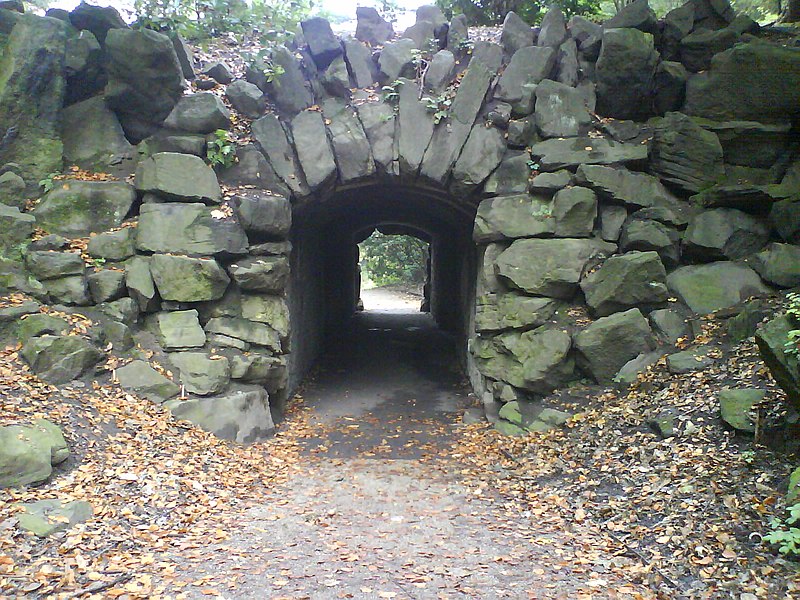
285, 183, 479, 407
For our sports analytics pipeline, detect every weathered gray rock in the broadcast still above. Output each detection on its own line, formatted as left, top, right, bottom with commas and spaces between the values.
500, 11, 533, 55
770, 198, 800, 245
397, 77, 436, 177
260, 47, 313, 115
251, 114, 310, 198
0, 12, 66, 185
683, 208, 769, 261
205, 317, 281, 351
478, 243, 508, 295
165, 385, 274, 443
552, 186, 596, 237
421, 44, 502, 183
649, 308, 691, 345
229, 352, 287, 391
202, 61, 233, 84
0, 171, 26, 209
684, 40, 800, 123
24, 251, 84, 281
620, 218, 681, 268
599, 204, 628, 242
649, 112, 725, 193
495, 238, 616, 299
495, 46, 556, 115
356, 100, 397, 176
69, 1, 126, 42
163, 93, 230, 134
291, 110, 337, 191
16, 314, 68, 344
21, 335, 103, 384
574, 308, 655, 384
115, 359, 180, 403
667, 348, 714, 374
581, 251, 668, 317
228, 256, 289, 293
605, 0, 657, 32
556, 38, 579, 87
0, 205, 34, 252
475, 294, 559, 333
698, 120, 792, 170
61, 96, 134, 171
595, 28, 658, 120
748, 243, 800, 288
136, 203, 248, 257
667, 262, 769, 314
403, 20, 435, 49
378, 38, 416, 81
149, 254, 230, 302
225, 80, 266, 119
170, 33, 195, 80
575, 165, 680, 209
240, 295, 290, 338
136, 153, 221, 203
533, 79, 591, 138
482, 153, 531, 196
451, 125, 506, 195
506, 115, 538, 148
320, 56, 351, 97
170, 352, 230, 396
0, 420, 68, 488
323, 99, 376, 184
530, 138, 648, 171
653, 61, 687, 115
104, 28, 183, 142
301, 17, 342, 70
64, 28, 105, 105
44, 275, 91, 306
355, 6, 393, 45
343, 38, 376, 88
529, 170, 571, 193
569, 16, 602, 58
124, 256, 158, 312
756, 315, 800, 409
16, 499, 93, 537
138, 131, 206, 157
424, 50, 455, 92
220, 144, 291, 197
234, 193, 291, 238
145, 310, 205, 350
719, 388, 764, 432
33, 181, 136, 237
87, 228, 135, 261
87, 269, 126, 304
538, 7, 567, 47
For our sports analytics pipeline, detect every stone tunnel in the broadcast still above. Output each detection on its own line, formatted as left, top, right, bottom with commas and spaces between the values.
1, 0, 799, 440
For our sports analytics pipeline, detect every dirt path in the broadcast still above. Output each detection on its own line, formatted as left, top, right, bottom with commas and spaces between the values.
164, 299, 650, 599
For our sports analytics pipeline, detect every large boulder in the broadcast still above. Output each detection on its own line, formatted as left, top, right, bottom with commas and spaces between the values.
604, 0, 657, 32
682, 208, 769, 260
0, 12, 66, 185
580, 251, 669, 317
149, 254, 230, 302
0, 420, 68, 488
474, 194, 555, 242
756, 315, 800, 409
115, 359, 181, 403
169, 352, 230, 396
649, 112, 725, 193
165, 385, 275, 443
104, 28, 183, 142
251, 114, 310, 198
500, 11, 533, 55
667, 262, 769, 314
163, 93, 231, 134
475, 294, 559, 333
135, 153, 221, 203
21, 335, 103, 384
573, 308, 655, 384
258, 46, 313, 115
595, 28, 658, 120
136, 203, 248, 257
748, 243, 800, 288
33, 181, 136, 237
87, 228, 135, 261
495, 238, 616, 299
683, 39, 800, 123
61, 96, 134, 171
225, 80, 266, 119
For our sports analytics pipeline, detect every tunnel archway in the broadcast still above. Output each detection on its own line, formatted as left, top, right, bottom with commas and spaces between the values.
286, 183, 479, 402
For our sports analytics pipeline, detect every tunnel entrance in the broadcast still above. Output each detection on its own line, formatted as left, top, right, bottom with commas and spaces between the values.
286, 183, 478, 413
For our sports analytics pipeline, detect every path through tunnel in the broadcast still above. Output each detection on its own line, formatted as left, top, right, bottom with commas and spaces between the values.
286, 184, 479, 455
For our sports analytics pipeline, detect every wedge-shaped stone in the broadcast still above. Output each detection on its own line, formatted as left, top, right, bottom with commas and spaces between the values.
475, 294, 559, 332
580, 251, 668, 317
115, 360, 180, 403
530, 138, 648, 171
323, 99, 375, 184
251, 114, 310, 198
145, 310, 206, 350
149, 255, 229, 302
575, 164, 680, 209
667, 262, 770, 315
135, 152, 221, 203
474, 194, 554, 243
33, 181, 136, 237
170, 352, 230, 396
291, 110, 337, 191
495, 238, 616, 299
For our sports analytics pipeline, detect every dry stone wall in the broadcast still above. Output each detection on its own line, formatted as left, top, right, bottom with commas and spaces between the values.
0, 0, 799, 440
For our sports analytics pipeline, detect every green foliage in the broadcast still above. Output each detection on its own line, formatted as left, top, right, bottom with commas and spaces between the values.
133, 0, 313, 41
422, 93, 453, 124
359, 233, 428, 287
765, 503, 800, 556
206, 129, 237, 169
38, 172, 60, 194
381, 79, 405, 104
89, 257, 106, 269
435, 0, 601, 25
785, 292, 800, 357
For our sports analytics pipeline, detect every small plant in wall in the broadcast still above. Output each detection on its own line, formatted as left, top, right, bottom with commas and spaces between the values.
38, 172, 62, 193
244, 48, 286, 85
785, 292, 800, 356
765, 503, 800, 556
206, 129, 237, 169
422, 94, 452, 125
381, 79, 404, 104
